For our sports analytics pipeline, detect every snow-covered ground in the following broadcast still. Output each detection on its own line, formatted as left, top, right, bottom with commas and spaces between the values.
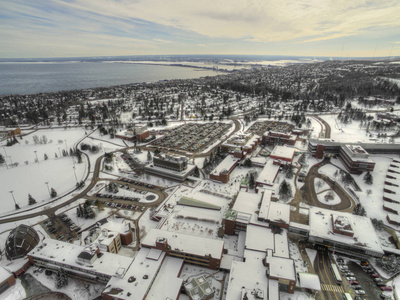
0, 128, 90, 215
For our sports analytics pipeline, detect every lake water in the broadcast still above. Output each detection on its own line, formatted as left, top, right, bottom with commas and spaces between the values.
0, 62, 222, 96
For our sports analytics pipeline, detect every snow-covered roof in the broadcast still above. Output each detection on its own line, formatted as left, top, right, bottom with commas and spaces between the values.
103, 248, 166, 300
274, 230, 289, 258
268, 279, 279, 300
256, 159, 280, 186
270, 145, 295, 160
232, 191, 262, 216
268, 202, 291, 225
28, 239, 133, 278
146, 256, 184, 300
298, 273, 321, 290
245, 225, 274, 253
141, 229, 224, 259
211, 155, 240, 175
258, 190, 272, 220
266, 250, 296, 281
0, 267, 12, 282
225, 250, 268, 300
309, 207, 384, 255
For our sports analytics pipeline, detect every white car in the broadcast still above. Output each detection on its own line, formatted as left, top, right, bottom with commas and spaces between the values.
355, 290, 366, 295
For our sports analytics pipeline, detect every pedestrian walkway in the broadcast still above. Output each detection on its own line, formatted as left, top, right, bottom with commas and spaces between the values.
321, 284, 344, 293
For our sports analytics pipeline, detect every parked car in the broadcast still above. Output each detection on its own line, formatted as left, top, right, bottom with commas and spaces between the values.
372, 273, 380, 278
349, 280, 359, 285
381, 286, 393, 292
355, 290, 366, 295
361, 260, 369, 266
346, 276, 357, 281
353, 286, 363, 290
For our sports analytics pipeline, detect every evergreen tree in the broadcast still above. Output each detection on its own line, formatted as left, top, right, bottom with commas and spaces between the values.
285, 165, 294, 179
193, 166, 200, 177
249, 173, 255, 189
50, 188, 57, 198
147, 151, 151, 161
0, 153, 5, 165
353, 203, 366, 216
279, 180, 292, 200
76, 151, 82, 163
44, 153, 48, 160
55, 268, 68, 288
243, 158, 253, 167
28, 194, 37, 205
364, 171, 373, 185
203, 158, 208, 168
55, 152, 58, 158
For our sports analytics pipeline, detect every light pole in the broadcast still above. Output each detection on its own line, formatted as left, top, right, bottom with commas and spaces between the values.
45, 182, 50, 195
58, 147, 62, 157
65, 139, 68, 152
9, 190, 19, 210
34, 151, 39, 163
73, 166, 78, 182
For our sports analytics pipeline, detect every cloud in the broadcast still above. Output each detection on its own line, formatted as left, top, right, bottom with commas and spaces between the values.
1, 0, 400, 57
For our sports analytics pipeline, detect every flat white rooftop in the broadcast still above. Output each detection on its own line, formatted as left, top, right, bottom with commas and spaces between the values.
28, 239, 133, 278
256, 159, 280, 186
142, 229, 224, 259
268, 202, 291, 226
270, 145, 295, 161
225, 250, 268, 300
309, 207, 384, 255
103, 247, 166, 300
211, 155, 240, 176
232, 191, 262, 216
245, 225, 274, 253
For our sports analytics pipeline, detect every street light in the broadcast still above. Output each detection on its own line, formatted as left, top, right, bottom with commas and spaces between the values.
65, 139, 68, 152
34, 151, 39, 163
9, 190, 19, 210
45, 182, 50, 195
58, 147, 62, 157
73, 166, 78, 182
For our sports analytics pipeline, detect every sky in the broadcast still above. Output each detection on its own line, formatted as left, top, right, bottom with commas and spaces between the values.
1, 0, 400, 58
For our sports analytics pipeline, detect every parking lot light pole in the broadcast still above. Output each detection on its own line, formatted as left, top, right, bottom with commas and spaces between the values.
73, 166, 78, 182
34, 150, 39, 163
9, 190, 19, 210
45, 182, 50, 195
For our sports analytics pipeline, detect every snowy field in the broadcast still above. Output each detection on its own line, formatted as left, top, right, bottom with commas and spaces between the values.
319, 156, 396, 227
0, 128, 91, 215
319, 113, 398, 144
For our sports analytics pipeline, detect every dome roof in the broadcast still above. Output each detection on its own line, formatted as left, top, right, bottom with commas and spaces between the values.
5, 224, 40, 260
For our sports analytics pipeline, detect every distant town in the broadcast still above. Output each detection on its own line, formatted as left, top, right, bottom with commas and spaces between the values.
1, 58, 400, 300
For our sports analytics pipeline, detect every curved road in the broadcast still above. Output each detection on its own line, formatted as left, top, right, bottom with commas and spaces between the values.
0, 119, 239, 224
314, 116, 331, 139
301, 159, 354, 211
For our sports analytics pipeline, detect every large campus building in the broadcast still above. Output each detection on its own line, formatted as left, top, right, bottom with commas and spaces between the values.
116, 124, 150, 142
145, 154, 196, 181
339, 145, 375, 174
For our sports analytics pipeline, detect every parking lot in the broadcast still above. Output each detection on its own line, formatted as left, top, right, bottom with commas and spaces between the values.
151, 122, 232, 152
336, 256, 393, 300
42, 213, 81, 242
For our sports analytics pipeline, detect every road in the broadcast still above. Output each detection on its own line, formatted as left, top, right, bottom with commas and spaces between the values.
313, 116, 332, 139
301, 159, 354, 212
0, 119, 239, 225
314, 250, 343, 300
